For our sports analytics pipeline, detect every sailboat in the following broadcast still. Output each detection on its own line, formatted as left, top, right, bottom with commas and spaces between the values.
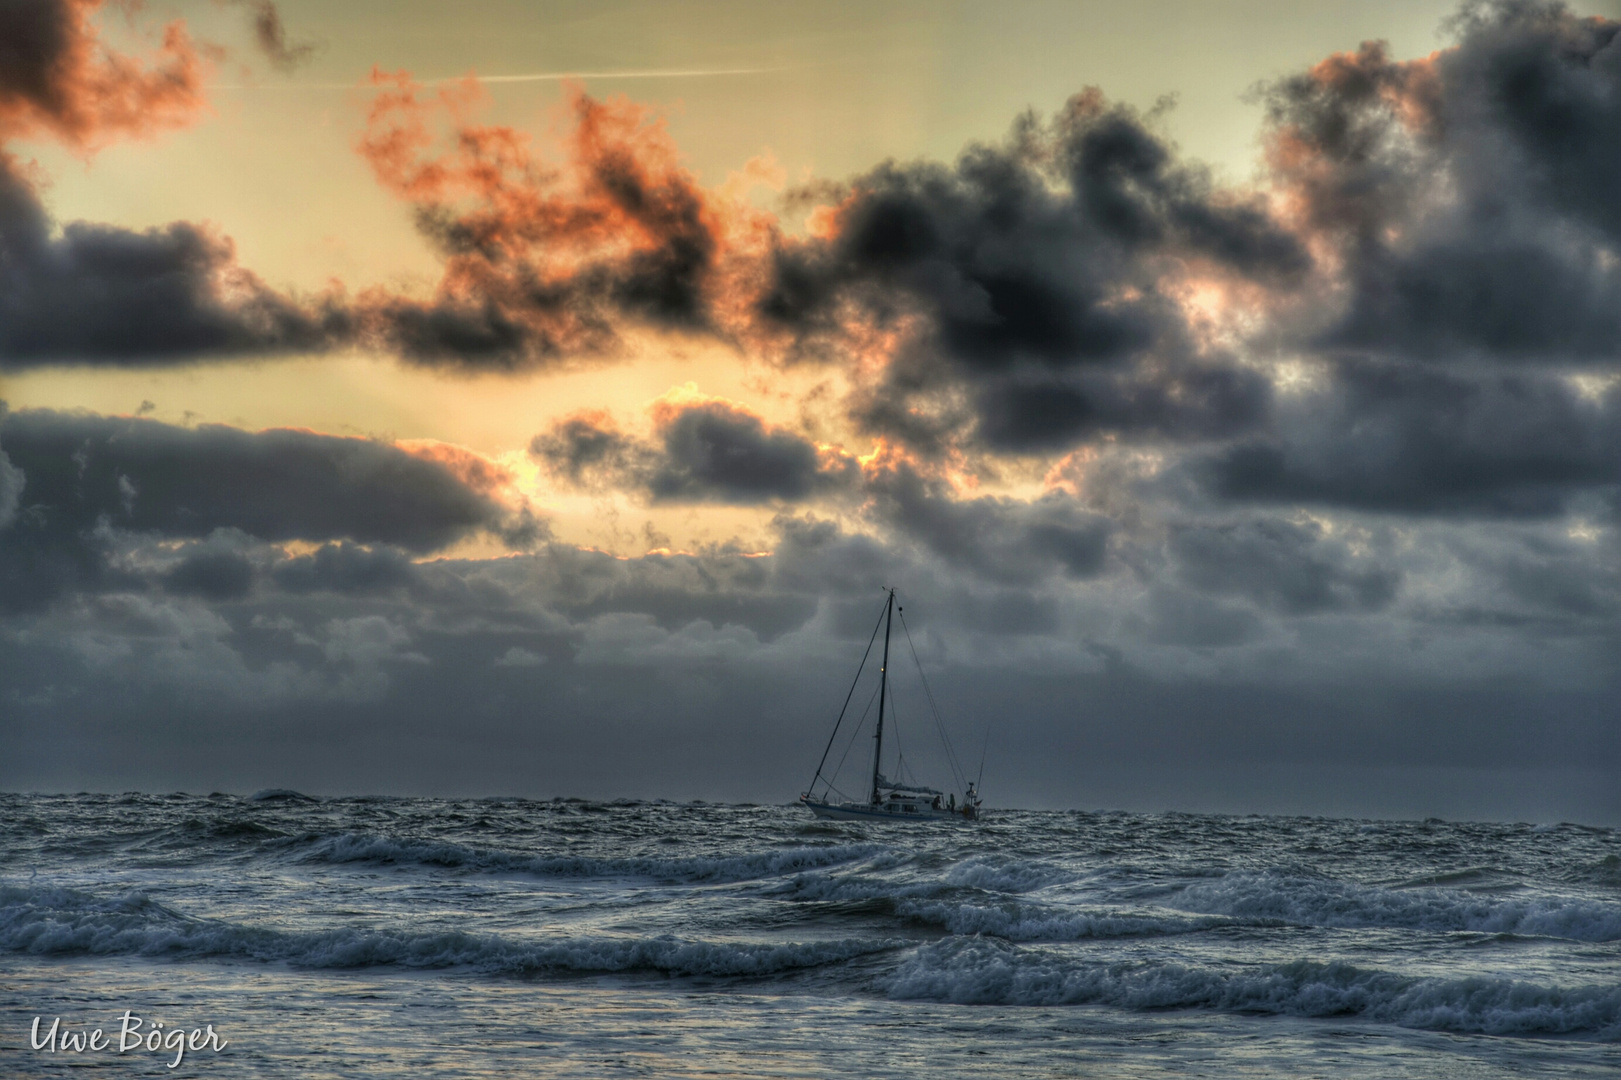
800, 589, 984, 822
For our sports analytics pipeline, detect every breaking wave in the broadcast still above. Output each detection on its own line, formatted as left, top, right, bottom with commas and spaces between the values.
772, 870, 1233, 941
1170, 872, 1621, 942
0, 885, 894, 977
886, 938, 1621, 1038
294, 832, 883, 883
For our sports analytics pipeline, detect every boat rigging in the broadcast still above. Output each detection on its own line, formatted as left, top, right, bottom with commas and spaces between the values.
800, 589, 984, 822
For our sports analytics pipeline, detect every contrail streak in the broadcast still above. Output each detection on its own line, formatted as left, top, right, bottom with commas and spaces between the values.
218, 66, 782, 90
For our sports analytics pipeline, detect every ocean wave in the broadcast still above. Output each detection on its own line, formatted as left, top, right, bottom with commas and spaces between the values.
1389, 867, 1519, 890
0, 884, 895, 977
895, 898, 1232, 941
942, 857, 1073, 893
1571, 854, 1621, 888
769, 853, 1068, 907
771, 869, 1233, 941
167, 817, 289, 842
295, 832, 883, 884
885, 938, 1621, 1038
1170, 872, 1621, 942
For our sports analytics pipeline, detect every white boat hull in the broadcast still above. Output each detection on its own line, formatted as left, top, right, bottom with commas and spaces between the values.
801, 796, 977, 822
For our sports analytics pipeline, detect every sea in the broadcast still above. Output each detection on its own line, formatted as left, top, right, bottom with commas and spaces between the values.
1, 793, 1617, 1078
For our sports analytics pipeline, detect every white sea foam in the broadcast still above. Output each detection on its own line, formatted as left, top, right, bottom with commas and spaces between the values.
0, 884, 895, 977
772, 865, 1230, 941
1170, 872, 1621, 942
298, 833, 883, 884
941, 857, 1072, 893
885, 938, 1621, 1038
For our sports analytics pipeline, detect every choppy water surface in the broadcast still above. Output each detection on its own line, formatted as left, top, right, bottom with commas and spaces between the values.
1, 793, 1617, 1077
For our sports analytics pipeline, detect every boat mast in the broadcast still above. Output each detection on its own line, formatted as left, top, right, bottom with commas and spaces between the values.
871, 589, 894, 804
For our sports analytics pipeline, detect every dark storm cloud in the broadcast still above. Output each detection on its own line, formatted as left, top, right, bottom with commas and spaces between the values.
520, 543, 818, 643
769, 513, 893, 598
528, 413, 658, 491
1473, 530, 1621, 620
531, 406, 1115, 585
0, 156, 348, 369
763, 97, 1306, 368
864, 461, 1113, 584
1140, 586, 1266, 648
649, 402, 855, 504
0, 410, 508, 549
1263, 0, 1621, 363
270, 542, 419, 595
1168, 518, 1400, 615
0, 2, 345, 369
361, 297, 545, 373
0, 441, 21, 530
758, 92, 1308, 453
531, 401, 856, 505
969, 364, 1273, 453
1204, 364, 1621, 517
162, 547, 257, 600
0, 408, 518, 612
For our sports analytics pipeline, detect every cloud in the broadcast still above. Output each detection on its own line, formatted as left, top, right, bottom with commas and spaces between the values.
467, 540, 820, 643
0, 0, 208, 148
1262, 1, 1621, 363
967, 363, 1273, 454
236, 0, 318, 72
0, 409, 514, 548
532, 395, 858, 504
762, 93, 1306, 367
0, 3, 346, 371
270, 542, 419, 595
863, 457, 1114, 584
0, 408, 528, 612
493, 645, 545, 667
647, 398, 856, 503
755, 90, 1307, 455
1167, 518, 1400, 615
56, 592, 317, 700
0, 438, 22, 531
355, 76, 772, 370
1202, 364, 1621, 518
528, 410, 658, 491
0, 154, 349, 369
162, 546, 257, 600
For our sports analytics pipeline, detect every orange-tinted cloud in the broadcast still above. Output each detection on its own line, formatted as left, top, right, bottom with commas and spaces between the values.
0, 0, 353, 372
0, 0, 210, 149
356, 72, 776, 370
396, 438, 517, 497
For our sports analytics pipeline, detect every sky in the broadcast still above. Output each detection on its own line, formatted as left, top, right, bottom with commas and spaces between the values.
1, 0, 1619, 821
